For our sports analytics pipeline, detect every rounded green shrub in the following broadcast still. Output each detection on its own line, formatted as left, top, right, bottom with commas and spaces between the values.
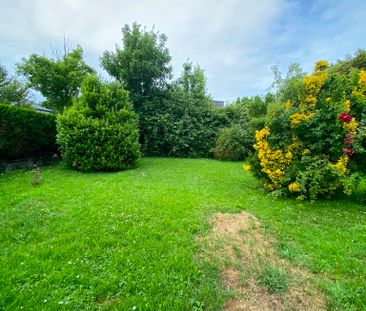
214, 125, 249, 161
57, 76, 141, 171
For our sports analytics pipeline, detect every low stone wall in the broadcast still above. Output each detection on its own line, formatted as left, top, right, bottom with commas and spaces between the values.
0, 155, 60, 173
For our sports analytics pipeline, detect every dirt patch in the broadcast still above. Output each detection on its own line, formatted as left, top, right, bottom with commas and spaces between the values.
206, 211, 326, 311
213, 212, 260, 236
222, 267, 241, 288
212, 212, 272, 263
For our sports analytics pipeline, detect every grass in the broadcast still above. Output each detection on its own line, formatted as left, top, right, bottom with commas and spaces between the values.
257, 266, 289, 294
0, 157, 365, 310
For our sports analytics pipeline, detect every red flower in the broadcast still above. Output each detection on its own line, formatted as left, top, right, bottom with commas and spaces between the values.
339, 112, 352, 123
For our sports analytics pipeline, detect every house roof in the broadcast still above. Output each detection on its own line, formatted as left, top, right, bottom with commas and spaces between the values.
31, 103, 55, 114
213, 100, 225, 108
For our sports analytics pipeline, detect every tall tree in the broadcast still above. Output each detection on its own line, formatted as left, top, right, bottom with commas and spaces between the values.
17, 47, 94, 112
271, 62, 305, 105
0, 65, 29, 106
101, 23, 172, 112
174, 61, 209, 104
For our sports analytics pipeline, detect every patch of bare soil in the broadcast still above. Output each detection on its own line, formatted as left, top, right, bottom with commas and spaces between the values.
206, 212, 326, 311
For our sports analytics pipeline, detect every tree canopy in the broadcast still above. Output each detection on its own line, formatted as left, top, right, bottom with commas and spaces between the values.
17, 47, 94, 112
0, 65, 29, 106
101, 23, 172, 112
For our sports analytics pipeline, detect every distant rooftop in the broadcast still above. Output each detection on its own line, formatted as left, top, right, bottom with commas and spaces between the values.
213, 100, 225, 108
31, 103, 55, 114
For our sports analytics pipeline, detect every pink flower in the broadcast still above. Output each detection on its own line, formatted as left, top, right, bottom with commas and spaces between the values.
344, 132, 354, 145
343, 147, 355, 157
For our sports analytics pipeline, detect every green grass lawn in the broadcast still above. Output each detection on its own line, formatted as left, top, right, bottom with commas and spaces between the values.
0, 158, 365, 310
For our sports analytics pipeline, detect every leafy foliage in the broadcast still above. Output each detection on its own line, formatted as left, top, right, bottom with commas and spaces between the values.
0, 103, 57, 161
271, 62, 305, 105
220, 94, 272, 159
214, 125, 249, 161
330, 49, 366, 75
0, 66, 29, 106
57, 75, 141, 171
223, 97, 249, 128
140, 62, 228, 157
17, 47, 94, 112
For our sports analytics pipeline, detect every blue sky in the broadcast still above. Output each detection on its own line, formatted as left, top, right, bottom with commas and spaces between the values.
1, 0, 365, 103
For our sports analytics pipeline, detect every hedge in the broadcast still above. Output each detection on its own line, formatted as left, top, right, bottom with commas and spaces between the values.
0, 103, 58, 161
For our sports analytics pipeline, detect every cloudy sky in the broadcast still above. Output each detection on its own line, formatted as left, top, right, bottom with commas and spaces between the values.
1, 0, 365, 102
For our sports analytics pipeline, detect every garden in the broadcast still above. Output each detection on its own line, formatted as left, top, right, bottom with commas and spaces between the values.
1, 23, 366, 310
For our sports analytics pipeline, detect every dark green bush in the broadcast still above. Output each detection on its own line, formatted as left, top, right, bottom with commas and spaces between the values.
57, 76, 141, 171
141, 99, 228, 158
222, 95, 271, 157
0, 103, 57, 161
214, 125, 249, 161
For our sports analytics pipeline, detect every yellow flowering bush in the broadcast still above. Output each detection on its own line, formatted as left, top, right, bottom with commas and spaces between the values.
247, 58, 366, 199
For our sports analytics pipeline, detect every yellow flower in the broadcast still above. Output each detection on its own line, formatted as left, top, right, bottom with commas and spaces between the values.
290, 112, 314, 127
263, 181, 274, 191
272, 169, 284, 179
285, 151, 293, 161
352, 70, 366, 99
300, 63, 328, 111
288, 182, 301, 192
330, 155, 349, 176
254, 127, 294, 188
243, 164, 251, 171
344, 99, 351, 112
284, 100, 291, 110
343, 118, 358, 133
255, 127, 270, 141
313, 60, 329, 73
360, 70, 366, 84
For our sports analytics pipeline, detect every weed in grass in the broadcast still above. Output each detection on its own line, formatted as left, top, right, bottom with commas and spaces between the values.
31, 164, 42, 186
278, 243, 301, 262
257, 265, 289, 294
231, 244, 242, 259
